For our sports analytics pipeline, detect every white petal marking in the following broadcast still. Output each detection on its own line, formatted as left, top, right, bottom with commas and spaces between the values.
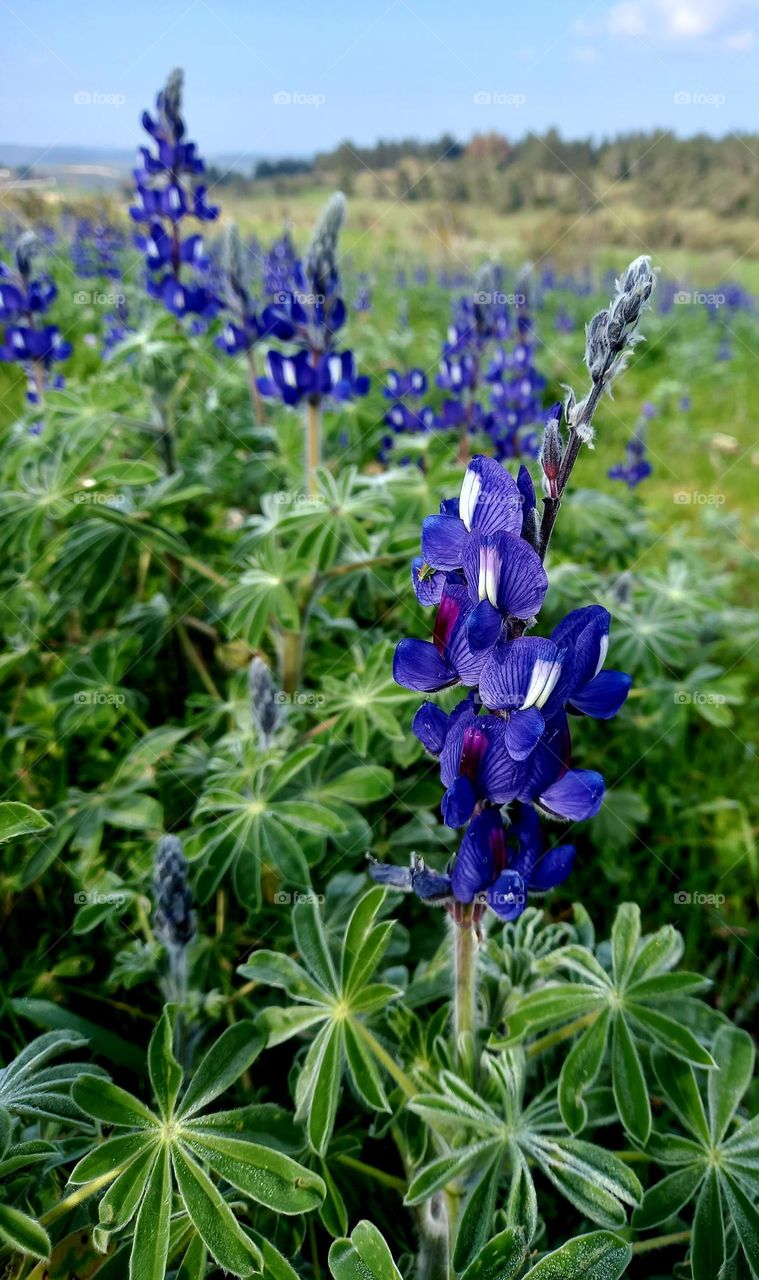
595, 632, 609, 677
460, 467, 481, 532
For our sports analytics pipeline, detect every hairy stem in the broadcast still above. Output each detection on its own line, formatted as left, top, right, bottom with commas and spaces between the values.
539, 377, 605, 560
245, 348, 265, 426
306, 397, 321, 494
453, 910, 477, 1041
354, 1019, 416, 1098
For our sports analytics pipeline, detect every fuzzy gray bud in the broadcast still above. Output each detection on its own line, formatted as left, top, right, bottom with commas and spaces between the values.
473, 262, 500, 335
153, 835, 195, 949
160, 68, 184, 136
585, 309, 611, 382
607, 255, 655, 352
248, 657, 280, 744
306, 192, 346, 298
15, 231, 37, 281
222, 223, 250, 309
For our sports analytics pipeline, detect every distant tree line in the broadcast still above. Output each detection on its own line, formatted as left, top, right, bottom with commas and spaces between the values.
244, 129, 759, 218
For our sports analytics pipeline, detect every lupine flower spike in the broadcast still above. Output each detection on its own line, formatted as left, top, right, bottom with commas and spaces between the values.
370, 255, 654, 1043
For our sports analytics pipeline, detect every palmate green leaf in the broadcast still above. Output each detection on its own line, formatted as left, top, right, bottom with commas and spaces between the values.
171, 1145, 262, 1277
721, 1173, 759, 1278
692, 1168, 725, 1280
293, 895, 340, 994
453, 1147, 504, 1272
632, 1162, 705, 1229
238, 950, 328, 1003
506, 1151, 538, 1243
177, 1021, 264, 1119
497, 985, 605, 1045
69, 1012, 325, 1277
182, 1130, 326, 1214
98, 1145, 158, 1234
652, 1052, 711, 1144
341, 886, 392, 995
317, 766, 395, 803
522, 1231, 632, 1279
626, 1003, 716, 1068
328, 1219, 403, 1280
343, 1019, 391, 1112
405, 1142, 500, 1206
0, 801, 52, 844
708, 1026, 755, 1143
0, 1203, 50, 1261
69, 1131, 155, 1184
611, 903, 641, 987
528, 1137, 641, 1230
148, 1008, 183, 1121
72, 1076, 159, 1129
295, 1022, 343, 1156
460, 1226, 526, 1280
130, 1145, 171, 1280
611, 1017, 650, 1145
558, 1009, 611, 1134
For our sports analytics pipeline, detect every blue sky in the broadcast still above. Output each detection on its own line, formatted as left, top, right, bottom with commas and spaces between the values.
2, 0, 758, 158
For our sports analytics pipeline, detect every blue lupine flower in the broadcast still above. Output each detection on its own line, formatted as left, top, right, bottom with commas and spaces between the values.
420, 455, 523, 572
478, 636, 569, 759
132, 69, 220, 320
257, 348, 369, 408
0, 234, 70, 404
551, 605, 632, 719
393, 584, 485, 692
608, 423, 652, 489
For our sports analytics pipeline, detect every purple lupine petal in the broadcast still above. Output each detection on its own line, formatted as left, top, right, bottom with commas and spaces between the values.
479, 637, 565, 712
412, 702, 450, 756
421, 513, 468, 571
528, 842, 576, 893
441, 775, 478, 827
504, 705, 545, 760
538, 769, 605, 821
464, 532, 548, 621
458, 455, 522, 536
487, 871, 526, 920
393, 638, 456, 692
552, 605, 610, 688
450, 808, 504, 902
466, 598, 503, 653
570, 669, 632, 719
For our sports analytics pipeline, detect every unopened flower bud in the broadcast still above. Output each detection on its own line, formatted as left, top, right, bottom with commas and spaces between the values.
540, 401, 564, 497
306, 192, 346, 298
585, 310, 611, 382
248, 656, 280, 744
153, 835, 195, 949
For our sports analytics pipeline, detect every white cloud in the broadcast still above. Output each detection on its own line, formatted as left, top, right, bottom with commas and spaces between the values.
598, 0, 758, 47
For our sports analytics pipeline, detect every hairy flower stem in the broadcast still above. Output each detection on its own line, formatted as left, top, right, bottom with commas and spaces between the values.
354, 1020, 417, 1098
539, 378, 605, 560
453, 908, 477, 1040
279, 628, 303, 695
245, 348, 265, 426
306, 396, 321, 494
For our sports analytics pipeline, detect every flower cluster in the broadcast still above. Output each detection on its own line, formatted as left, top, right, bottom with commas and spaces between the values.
131, 69, 220, 320
256, 193, 369, 408
370, 452, 631, 925
0, 232, 71, 405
